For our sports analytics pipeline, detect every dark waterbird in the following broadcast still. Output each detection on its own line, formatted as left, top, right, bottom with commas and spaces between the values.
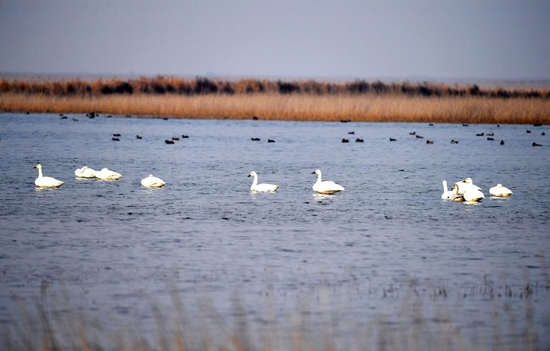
165, 139, 175, 144
112, 138, 120, 141
113, 133, 121, 137
532, 142, 542, 147
409, 132, 416, 135
172, 137, 180, 141
181, 135, 189, 138
526, 130, 531, 133
341, 138, 349, 143
389, 138, 397, 142
348, 131, 355, 135
136, 135, 142, 139
251, 138, 260, 141
415, 135, 423, 139
267, 139, 275, 143
355, 138, 364, 143
451, 140, 459, 144
487, 137, 494, 141
476, 132, 484, 136
426, 140, 434, 144
500, 140, 505, 145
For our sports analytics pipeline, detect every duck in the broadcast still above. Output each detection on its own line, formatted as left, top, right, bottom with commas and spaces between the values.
441, 180, 454, 199
94, 168, 122, 180
74, 166, 96, 178
34, 164, 64, 188
312, 169, 345, 194
489, 184, 513, 197
451, 140, 459, 144
248, 171, 279, 192
141, 174, 166, 188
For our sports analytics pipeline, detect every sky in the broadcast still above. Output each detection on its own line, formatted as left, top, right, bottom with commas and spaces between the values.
1, 0, 549, 81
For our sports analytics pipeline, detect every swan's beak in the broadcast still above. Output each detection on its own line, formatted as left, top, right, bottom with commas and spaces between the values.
311, 171, 316, 174
247, 174, 251, 177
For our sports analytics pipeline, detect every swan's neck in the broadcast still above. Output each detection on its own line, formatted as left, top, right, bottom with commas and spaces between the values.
316, 172, 322, 184
251, 174, 258, 188
37, 167, 43, 178
442, 180, 448, 192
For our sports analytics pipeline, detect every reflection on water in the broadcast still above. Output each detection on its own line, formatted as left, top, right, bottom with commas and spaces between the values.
0, 113, 549, 348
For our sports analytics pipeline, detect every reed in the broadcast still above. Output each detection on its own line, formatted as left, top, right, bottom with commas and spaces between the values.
1, 276, 546, 351
1, 93, 549, 124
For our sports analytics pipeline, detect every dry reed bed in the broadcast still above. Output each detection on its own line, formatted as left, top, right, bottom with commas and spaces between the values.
1, 93, 550, 124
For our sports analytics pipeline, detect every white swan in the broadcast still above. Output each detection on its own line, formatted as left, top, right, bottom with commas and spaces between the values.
454, 177, 482, 195
312, 169, 345, 194
248, 171, 279, 192
34, 164, 64, 188
441, 180, 454, 199
74, 166, 96, 178
141, 174, 166, 188
463, 187, 484, 202
489, 184, 513, 197
94, 168, 122, 180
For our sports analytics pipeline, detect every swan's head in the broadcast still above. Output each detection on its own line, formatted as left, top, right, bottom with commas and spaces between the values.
496, 183, 503, 187
312, 169, 321, 175
463, 177, 473, 184
34, 164, 42, 170
248, 171, 257, 177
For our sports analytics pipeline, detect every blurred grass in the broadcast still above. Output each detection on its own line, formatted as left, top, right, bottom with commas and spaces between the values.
1, 275, 547, 351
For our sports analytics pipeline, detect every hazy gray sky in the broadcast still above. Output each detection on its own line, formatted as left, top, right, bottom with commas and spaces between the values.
1, 0, 549, 81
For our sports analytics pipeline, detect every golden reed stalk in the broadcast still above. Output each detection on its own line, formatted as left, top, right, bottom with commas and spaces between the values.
1, 93, 549, 124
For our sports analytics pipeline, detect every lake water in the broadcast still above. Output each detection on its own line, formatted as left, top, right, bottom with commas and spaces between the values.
0, 113, 549, 349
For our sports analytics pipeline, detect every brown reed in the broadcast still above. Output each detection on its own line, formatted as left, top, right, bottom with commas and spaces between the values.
1, 93, 549, 124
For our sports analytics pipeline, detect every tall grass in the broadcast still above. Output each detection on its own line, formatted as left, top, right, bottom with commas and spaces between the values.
1, 93, 549, 124
1, 77, 549, 123
1, 277, 546, 351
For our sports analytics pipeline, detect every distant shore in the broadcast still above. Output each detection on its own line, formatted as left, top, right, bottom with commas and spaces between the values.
1, 77, 549, 124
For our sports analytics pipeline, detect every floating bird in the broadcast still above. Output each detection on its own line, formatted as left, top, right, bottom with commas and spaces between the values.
341, 138, 349, 143
454, 178, 484, 202
426, 140, 434, 144
486, 133, 494, 136
348, 131, 355, 135
451, 140, 459, 144
248, 171, 279, 192
113, 133, 121, 137
252, 116, 259, 120
312, 169, 345, 194
34, 164, 64, 188
136, 135, 142, 139
112, 138, 120, 141
415, 135, 423, 139
526, 130, 531, 133
389, 138, 397, 142
355, 138, 364, 142
409, 132, 416, 135
74, 166, 96, 178
462, 124, 469, 127
542, 132, 546, 136
251, 138, 260, 141
181, 135, 189, 138
141, 174, 166, 188
476, 132, 484, 136
172, 137, 179, 141
489, 184, 513, 197
534, 123, 542, 127
441, 180, 454, 199
487, 137, 494, 141
165, 139, 175, 144
500, 140, 505, 145
268, 139, 275, 143
454, 177, 482, 195
72, 118, 78, 122
532, 142, 542, 147
94, 168, 122, 180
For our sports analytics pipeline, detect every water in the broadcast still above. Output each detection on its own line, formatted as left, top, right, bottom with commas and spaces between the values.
1, 113, 549, 349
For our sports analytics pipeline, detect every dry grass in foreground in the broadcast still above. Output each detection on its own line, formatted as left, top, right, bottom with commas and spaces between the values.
1, 277, 546, 351
1, 93, 550, 124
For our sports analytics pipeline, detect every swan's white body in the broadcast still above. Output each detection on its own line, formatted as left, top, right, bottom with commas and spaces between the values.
441, 180, 454, 199
141, 174, 166, 188
248, 171, 279, 192
75, 166, 96, 178
34, 164, 64, 188
489, 184, 513, 197
312, 169, 344, 194
454, 177, 482, 195
94, 168, 122, 180
454, 178, 484, 202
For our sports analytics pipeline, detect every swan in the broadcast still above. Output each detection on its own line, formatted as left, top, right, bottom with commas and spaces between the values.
441, 180, 454, 199
454, 177, 481, 195
312, 169, 345, 194
450, 184, 464, 202
34, 164, 64, 188
94, 168, 122, 180
463, 187, 484, 202
248, 171, 279, 192
489, 184, 513, 197
75, 166, 96, 178
141, 174, 166, 188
